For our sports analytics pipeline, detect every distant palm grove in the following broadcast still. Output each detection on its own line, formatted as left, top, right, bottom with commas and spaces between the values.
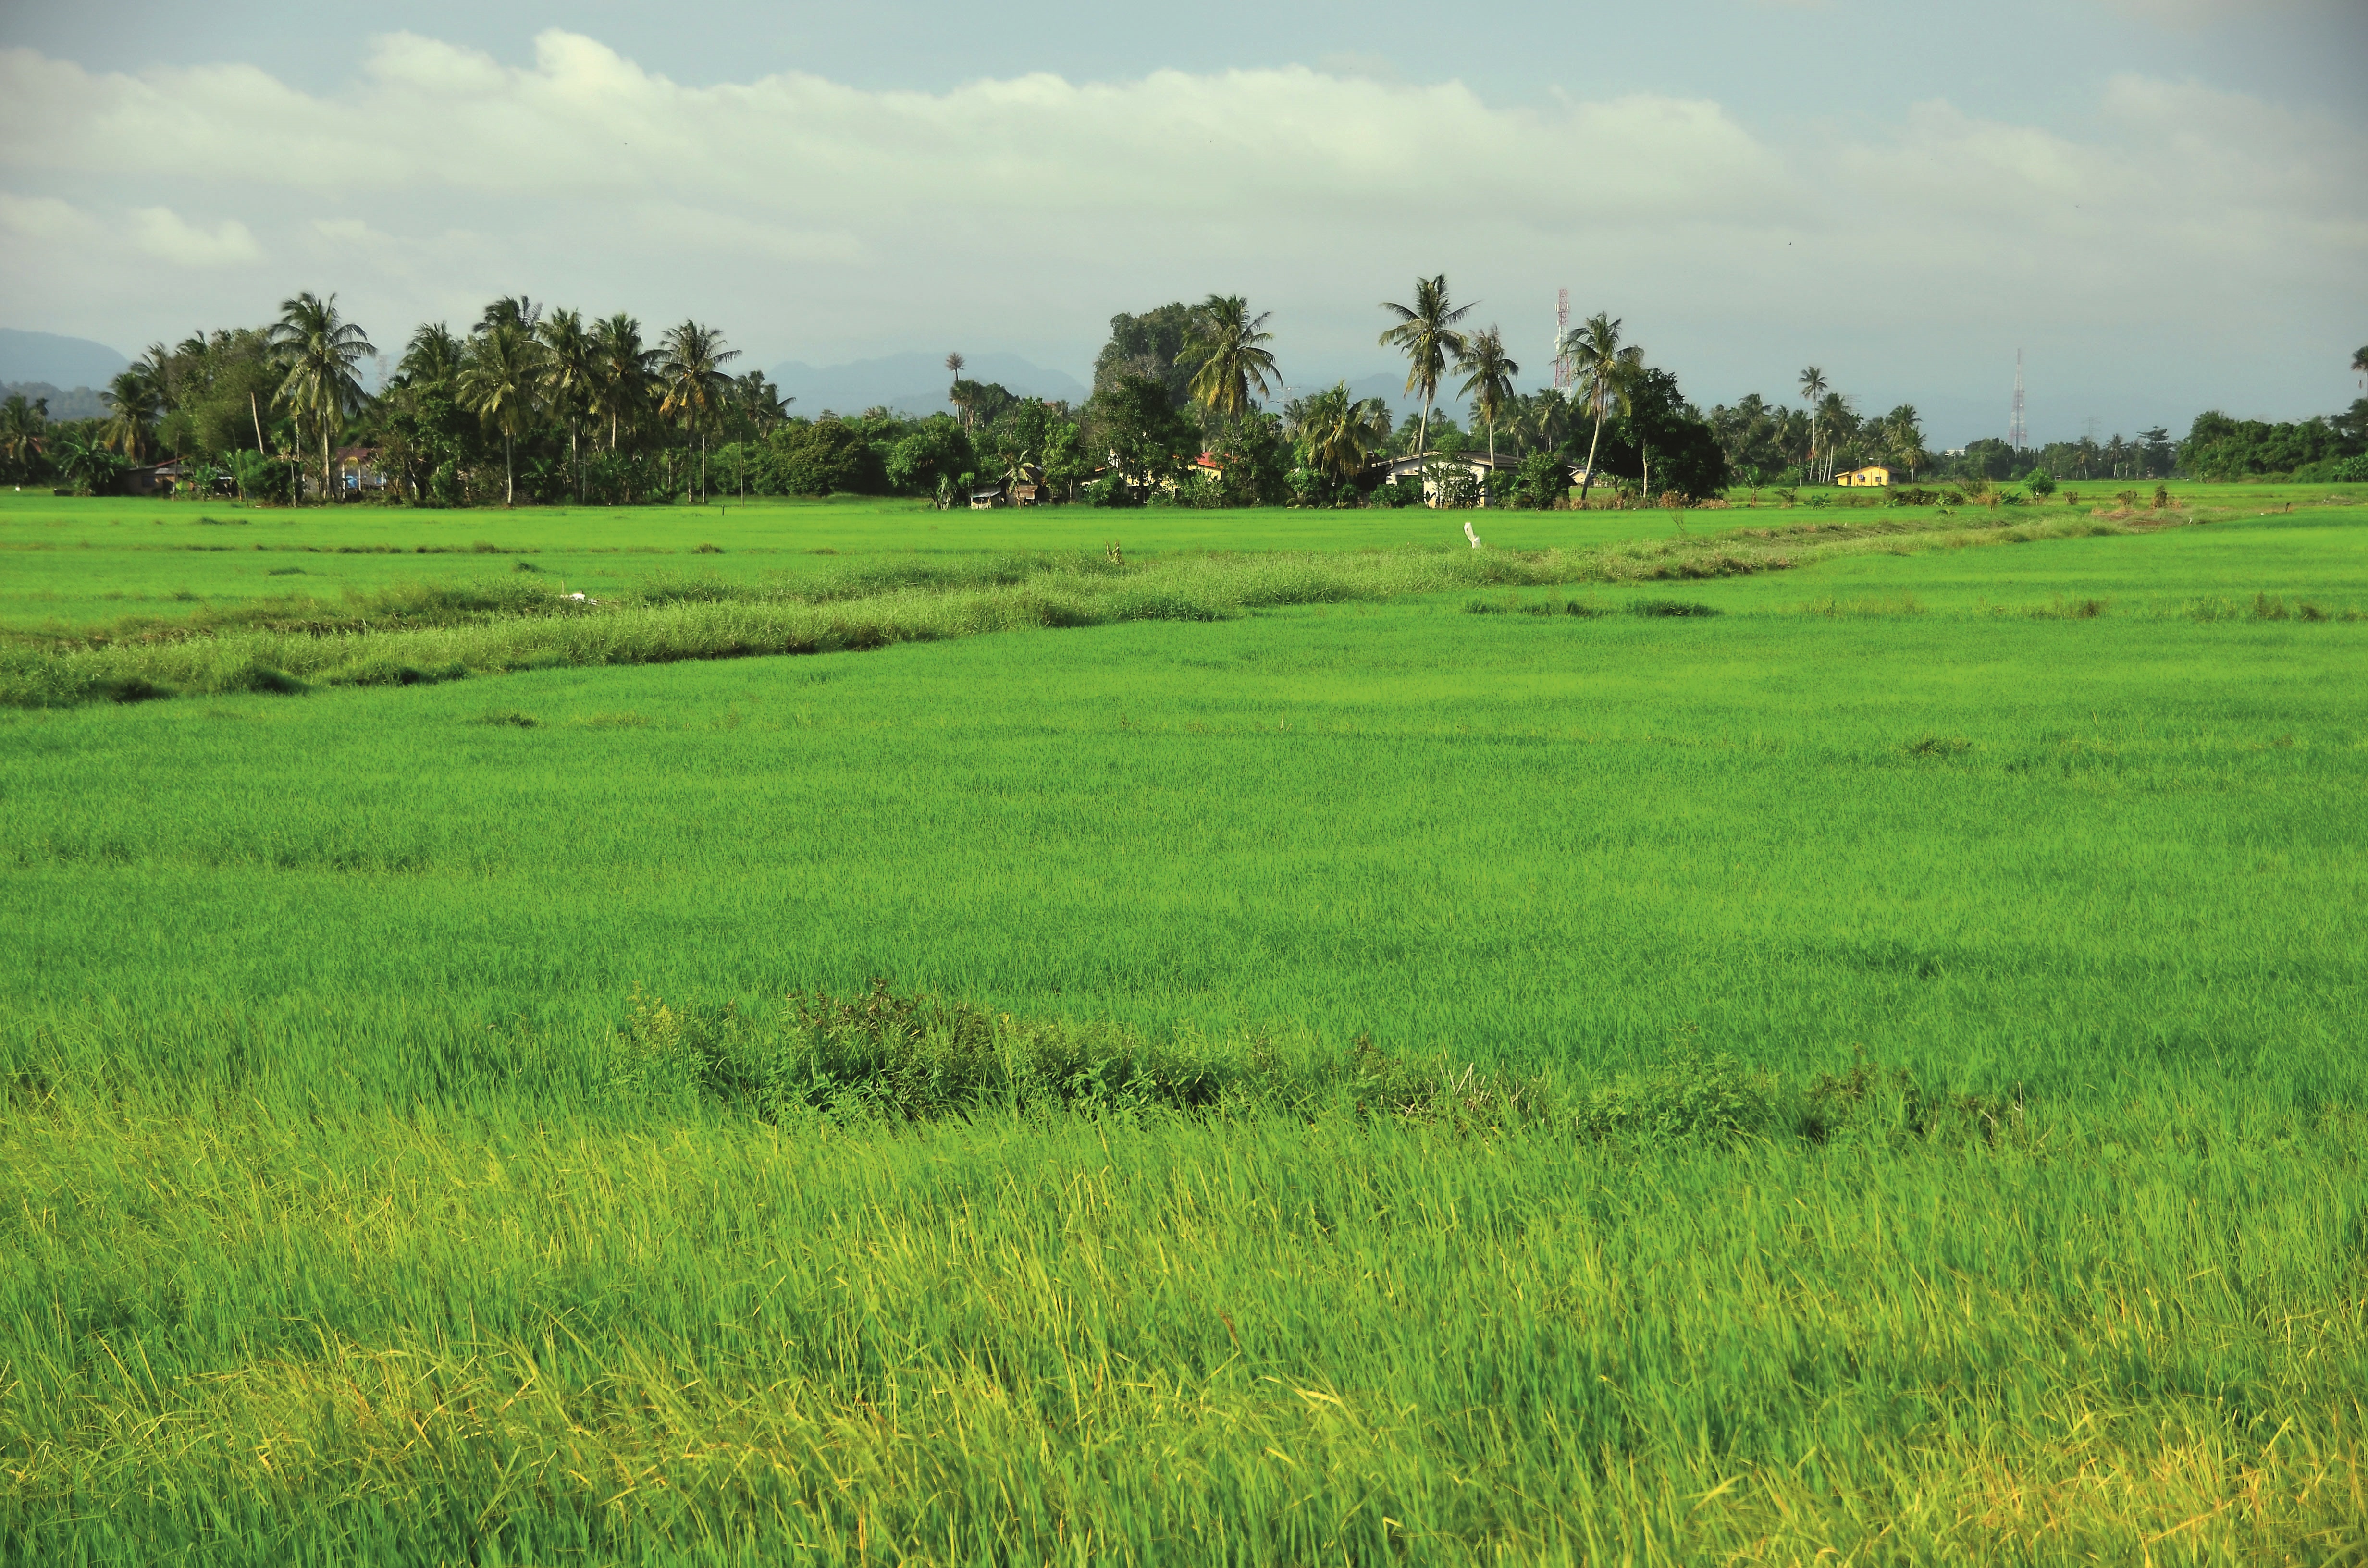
2, 287, 2363, 504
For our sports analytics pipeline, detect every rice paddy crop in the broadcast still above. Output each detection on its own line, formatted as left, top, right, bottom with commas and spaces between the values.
1, 493, 2363, 1563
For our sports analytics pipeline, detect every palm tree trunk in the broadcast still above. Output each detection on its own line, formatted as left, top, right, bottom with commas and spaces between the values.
321, 424, 331, 508
1578, 405, 1607, 505
505, 435, 515, 507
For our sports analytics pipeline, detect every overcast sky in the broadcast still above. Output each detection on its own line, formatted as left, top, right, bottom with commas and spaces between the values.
3, 0, 2362, 444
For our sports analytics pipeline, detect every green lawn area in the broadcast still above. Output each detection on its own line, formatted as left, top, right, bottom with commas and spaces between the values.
2, 489, 2363, 1563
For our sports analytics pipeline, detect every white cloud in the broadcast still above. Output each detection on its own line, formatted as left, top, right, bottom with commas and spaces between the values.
0, 191, 102, 243
130, 206, 261, 267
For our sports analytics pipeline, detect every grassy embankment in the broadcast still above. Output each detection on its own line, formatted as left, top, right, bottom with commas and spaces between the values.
1, 496, 2364, 1561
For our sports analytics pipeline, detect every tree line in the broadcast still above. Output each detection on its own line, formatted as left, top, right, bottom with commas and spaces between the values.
0, 279, 1744, 509
4, 299, 2356, 504
1702, 347, 2368, 490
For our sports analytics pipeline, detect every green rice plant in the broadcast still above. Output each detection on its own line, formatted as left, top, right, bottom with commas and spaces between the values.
3, 495, 2364, 1563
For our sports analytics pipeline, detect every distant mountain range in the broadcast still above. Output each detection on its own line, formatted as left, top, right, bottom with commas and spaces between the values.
0, 328, 128, 391
767, 351, 1090, 417
1, 381, 108, 420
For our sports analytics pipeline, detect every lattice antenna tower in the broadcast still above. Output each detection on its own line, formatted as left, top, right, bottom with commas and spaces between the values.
2008, 348, 2027, 452
1553, 288, 1571, 391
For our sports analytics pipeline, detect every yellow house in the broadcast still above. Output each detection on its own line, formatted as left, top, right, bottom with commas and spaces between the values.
1837, 465, 1892, 487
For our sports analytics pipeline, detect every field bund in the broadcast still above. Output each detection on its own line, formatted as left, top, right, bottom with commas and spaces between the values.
2, 489, 2365, 1564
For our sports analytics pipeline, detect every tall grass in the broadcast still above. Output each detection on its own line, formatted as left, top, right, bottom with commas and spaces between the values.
0, 513, 2134, 706
6, 1051, 2360, 1564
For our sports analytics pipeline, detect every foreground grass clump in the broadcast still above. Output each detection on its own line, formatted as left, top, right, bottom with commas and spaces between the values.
610, 982, 2025, 1150
4, 1011, 2360, 1565
0, 511, 2134, 706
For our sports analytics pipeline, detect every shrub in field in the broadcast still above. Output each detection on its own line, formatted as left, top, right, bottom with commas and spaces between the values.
1801, 1056, 2025, 1146
1570, 1052, 1775, 1143
609, 981, 1255, 1121
606, 983, 2032, 1155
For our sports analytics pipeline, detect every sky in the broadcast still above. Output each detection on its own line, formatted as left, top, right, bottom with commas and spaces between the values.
2, 0, 2363, 446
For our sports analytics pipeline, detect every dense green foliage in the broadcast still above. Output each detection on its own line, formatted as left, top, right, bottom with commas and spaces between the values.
1, 490, 2364, 1560
2180, 402, 2368, 481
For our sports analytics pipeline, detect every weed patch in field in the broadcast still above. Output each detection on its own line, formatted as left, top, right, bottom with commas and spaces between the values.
1627, 598, 1720, 617
1904, 733, 1975, 760
222, 662, 308, 696
100, 674, 174, 703
475, 709, 539, 728
2027, 595, 2110, 618
606, 982, 2030, 1152
1801, 593, 1926, 617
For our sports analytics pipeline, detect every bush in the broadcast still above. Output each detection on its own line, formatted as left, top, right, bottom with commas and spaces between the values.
2026, 468, 2057, 497
1508, 450, 1570, 509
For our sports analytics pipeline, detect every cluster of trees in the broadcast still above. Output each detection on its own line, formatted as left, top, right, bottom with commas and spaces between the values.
2176, 400, 2368, 482
0, 275, 1737, 508
1707, 369, 1930, 487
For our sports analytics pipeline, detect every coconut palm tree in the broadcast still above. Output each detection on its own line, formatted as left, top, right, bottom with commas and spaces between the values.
589, 315, 656, 452
1454, 326, 1519, 465
0, 393, 49, 477
268, 291, 376, 505
1797, 366, 1830, 481
2353, 344, 2368, 390
401, 322, 464, 387
658, 321, 740, 502
101, 370, 163, 463
1288, 382, 1394, 485
1880, 404, 1926, 482
945, 352, 972, 431
456, 323, 542, 506
1562, 313, 1642, 505
477, 296, 542, 334
1379, 275, 1473, 455
1184, 294, 1280, 417
732, 369, 790, 436
537, 308, 596, 499
134, 342, 180, 410
1816, 392, 1853, 482
1519, 389, 1573, 457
